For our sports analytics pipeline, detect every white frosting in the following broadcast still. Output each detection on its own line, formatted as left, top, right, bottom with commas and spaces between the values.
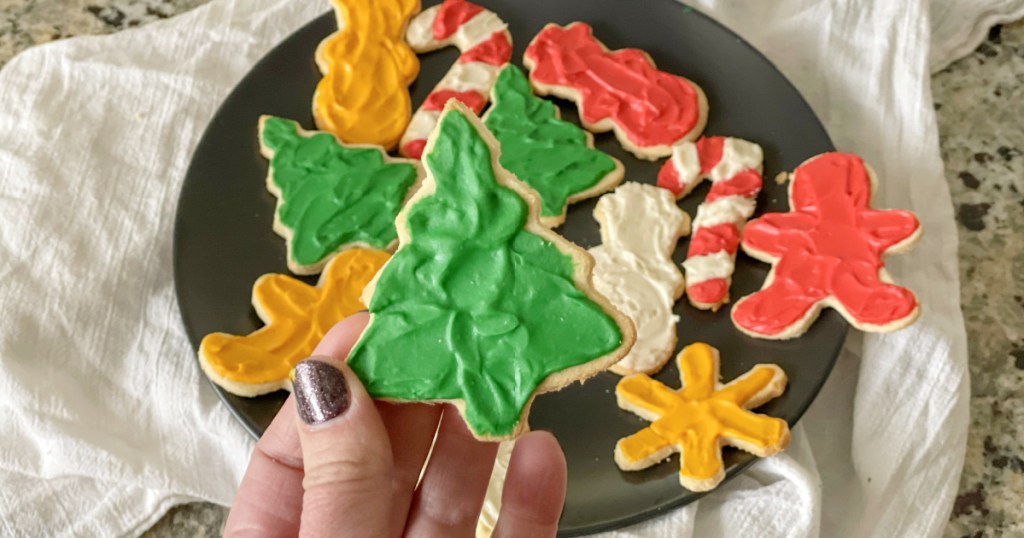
592, 248, 682, 373
682, 250, 734, 281
709, 137, 764, 182
450, 11, 507, 50
590, 183, 689, 374
668, 137, 763, 198
442, 62, 500, 93
598, 182, 688, 253
401, 3, 509, 155
400, 110, 440, 143
404, 5, 438, 50
405, 5, 506, 51
692, 195, 757, 230
669, 141, 701, 195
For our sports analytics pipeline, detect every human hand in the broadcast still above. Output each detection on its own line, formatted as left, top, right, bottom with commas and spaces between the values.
223, 312, 568, 537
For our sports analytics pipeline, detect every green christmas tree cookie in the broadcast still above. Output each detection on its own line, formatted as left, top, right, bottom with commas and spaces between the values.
258, 116, 423, 275
483, 65, 624, 227
347, 101, 636, 440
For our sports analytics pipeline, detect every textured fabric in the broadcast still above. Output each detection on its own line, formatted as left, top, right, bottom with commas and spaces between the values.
0, 0, 1013, 535
930, 0, 1024, 71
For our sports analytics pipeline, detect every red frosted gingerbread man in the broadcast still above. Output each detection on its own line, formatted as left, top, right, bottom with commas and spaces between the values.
731, 152, 922, 339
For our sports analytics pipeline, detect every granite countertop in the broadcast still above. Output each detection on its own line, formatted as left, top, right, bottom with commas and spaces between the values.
1, 1, 1021, 536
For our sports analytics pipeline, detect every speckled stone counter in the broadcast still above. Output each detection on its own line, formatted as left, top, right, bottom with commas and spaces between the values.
935, 21, 1024, 538
1, 1, 1021, 536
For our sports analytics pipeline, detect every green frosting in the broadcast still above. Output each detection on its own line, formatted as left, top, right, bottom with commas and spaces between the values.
484, 65, 618, 220
260, 116, 419, 268
347, 107, 623, 437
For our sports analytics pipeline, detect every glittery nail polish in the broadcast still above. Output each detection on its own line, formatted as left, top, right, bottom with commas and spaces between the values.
292, 359, 350, 425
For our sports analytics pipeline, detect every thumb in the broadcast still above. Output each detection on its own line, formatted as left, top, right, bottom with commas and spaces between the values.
291, 313, 393, 537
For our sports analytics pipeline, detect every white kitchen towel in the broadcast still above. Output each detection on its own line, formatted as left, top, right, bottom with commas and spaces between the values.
0, 0, 1011, 535
930, 0, 1024, 71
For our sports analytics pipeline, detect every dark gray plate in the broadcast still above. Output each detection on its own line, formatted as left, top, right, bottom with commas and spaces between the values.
173, 1, 843, 534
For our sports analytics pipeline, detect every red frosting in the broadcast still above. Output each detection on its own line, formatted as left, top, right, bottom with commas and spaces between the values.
656, 160, 682, 195
656, 136, 725, 195
732, 153, 920, 336
460, 31, 512, 66
433, 0, 484, 40
706, 169, 761, 202
524, 23, 703, 148
401, 140, 427, 160
688, 278, 729, 305
687, 223, 740, 257
421, 89, 487, 113
695, 137, 722, 173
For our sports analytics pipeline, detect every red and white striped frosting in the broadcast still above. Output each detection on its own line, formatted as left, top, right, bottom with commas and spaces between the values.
657, 136, 764, 310
400, 0, 512, 158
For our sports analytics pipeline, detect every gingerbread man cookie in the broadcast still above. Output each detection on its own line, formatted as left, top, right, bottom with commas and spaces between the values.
731, 152, 922, 339
590, 183, 690, 375
199, 249, 390, 397
615, 342, 790, 492
523, 23, 708, 161
313, 0, 420, 149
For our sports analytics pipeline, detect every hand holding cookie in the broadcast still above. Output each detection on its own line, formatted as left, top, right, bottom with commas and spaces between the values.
224, 313, 568, 537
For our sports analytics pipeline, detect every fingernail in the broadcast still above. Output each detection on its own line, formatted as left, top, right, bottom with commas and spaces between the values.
356, 309, 368, 314
292, 359, 350, 425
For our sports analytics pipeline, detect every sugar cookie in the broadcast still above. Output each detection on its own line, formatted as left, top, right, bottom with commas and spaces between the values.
259, 116, 422, 275
590, 183, 690, 375
658, 136, 764, 310
731, 152, 922, 339
199, 249, 390, 397
615, 342, 790, 491
523, 23, 708, 161
400, 0, 512, 158
347, 101, 635, 441
312, 0, 420, 149
483, 65, 624, 227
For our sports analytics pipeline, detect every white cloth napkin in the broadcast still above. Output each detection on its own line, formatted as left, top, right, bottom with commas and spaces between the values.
0, 0, 1012, 535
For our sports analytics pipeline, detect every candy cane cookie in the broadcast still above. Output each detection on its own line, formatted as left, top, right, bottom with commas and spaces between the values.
590, 183, 690, 375
399, 0, 512, 158
658, 136, 764, 311
524, 23, 708, 161
313, 0, 420, 149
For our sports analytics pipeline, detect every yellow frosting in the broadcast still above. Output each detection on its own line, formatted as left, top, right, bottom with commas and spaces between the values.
616, 343, 788, 486
312, 0, 419, 148
200, 249, 390, 386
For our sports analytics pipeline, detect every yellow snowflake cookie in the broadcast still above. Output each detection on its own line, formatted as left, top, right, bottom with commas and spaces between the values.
614, 342, 790, 491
